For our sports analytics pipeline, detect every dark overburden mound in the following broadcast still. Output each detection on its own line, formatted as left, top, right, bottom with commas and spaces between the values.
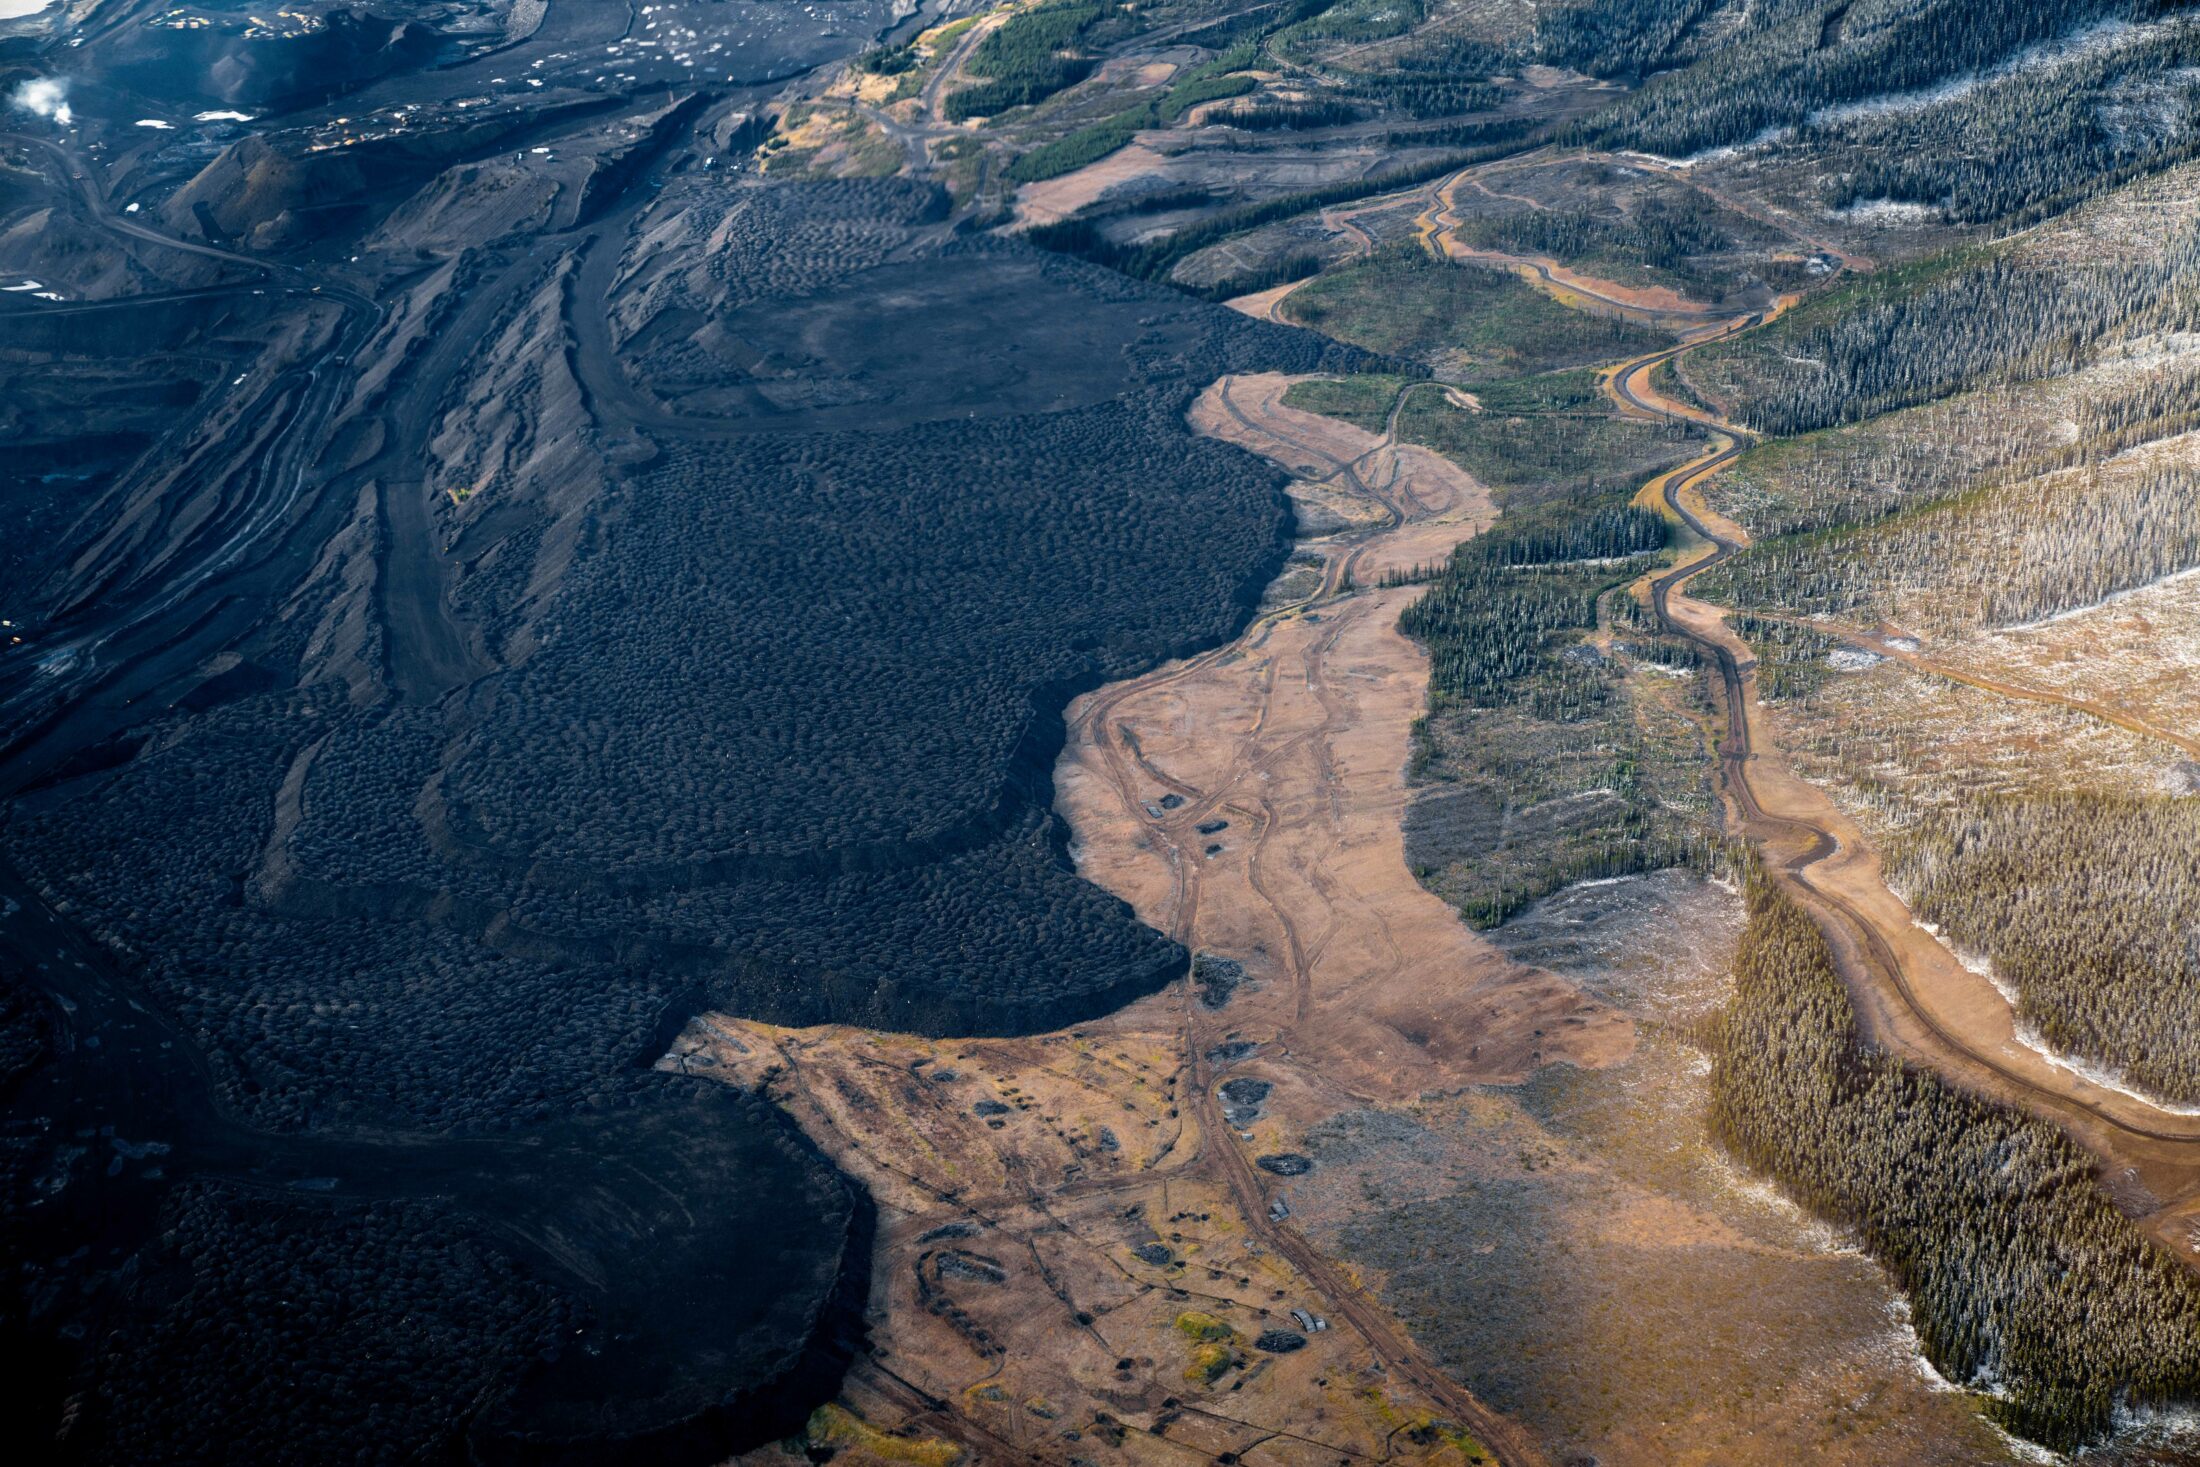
0, 5, 1363, 1442
92, 4, 446, 114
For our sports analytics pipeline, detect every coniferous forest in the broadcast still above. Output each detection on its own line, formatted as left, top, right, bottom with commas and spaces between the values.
13, 0, 2200, 1461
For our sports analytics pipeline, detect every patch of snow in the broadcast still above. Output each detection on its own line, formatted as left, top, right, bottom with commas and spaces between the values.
1621, 125, 1798, 168
1996, 563, 2200, 632
1881, 1295, 1967, 1397
2110, 1401, 2200, 1459
1563, 874, 1646, 892
1831, 198, 1941, 225
1547, 786, 1622, 806
1678, 126, 1796, 167
1986, 1415, 2067, 1466
194, 109, 254, 122
1707, 1155, 1861, 1255
1905, 909, 2200, 1117
1811, 19, 2169, 130
134, 118, 173, 129
2095, 331, 2200, 377
2009, 1021, 2200, 1118
1827, 648, 1883, 671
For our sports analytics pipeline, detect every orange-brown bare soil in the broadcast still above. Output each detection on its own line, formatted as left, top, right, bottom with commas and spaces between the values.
683, 369, 1627, 1466
1610, 329, 2200, 1259
1067, 373, 1634, 1100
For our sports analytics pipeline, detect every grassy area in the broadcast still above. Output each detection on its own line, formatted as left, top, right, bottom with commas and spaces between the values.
1174, 1309, 1234, 1342
1006, 56, 1260, 183
1279, 364, 1700, 502
1446, 189, 1774, 299
759, 105, 904, 179
804, 1403, 964, 1465
1396, 375, 1703, 503
1174, 1310, 1242, 1384
1649, 356, 1713, 416
1280, 248, 1668, 378
1278, 373, 1409, 433
1471, 367, 1607, 415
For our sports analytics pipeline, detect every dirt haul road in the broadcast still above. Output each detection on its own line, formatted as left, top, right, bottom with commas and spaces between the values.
680, 370, 1642, 1466
1057, 373, 1642, 1455
1234, 147, 1779, 335
1600, 316, 2200, 1255
1394, 146, 2200, 1248
1062, 373, 1632, 1103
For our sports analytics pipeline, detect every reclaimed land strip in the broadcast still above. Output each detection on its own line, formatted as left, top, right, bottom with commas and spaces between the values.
671, 368, 1633, 1466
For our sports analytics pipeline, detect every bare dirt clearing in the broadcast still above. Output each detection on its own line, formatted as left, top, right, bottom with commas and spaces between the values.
1073, 371, 1634, 1101
679, 365, 1610, 1466
1015, 142, 1174, 225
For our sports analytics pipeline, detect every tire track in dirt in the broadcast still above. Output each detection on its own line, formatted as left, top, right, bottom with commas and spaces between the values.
1592, 290, 2200, 1247
1057, 372, 1647, 1463
1755, 611, 2200, 762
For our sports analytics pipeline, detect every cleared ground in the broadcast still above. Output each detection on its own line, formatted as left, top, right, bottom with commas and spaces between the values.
682, 363, 1577, 1467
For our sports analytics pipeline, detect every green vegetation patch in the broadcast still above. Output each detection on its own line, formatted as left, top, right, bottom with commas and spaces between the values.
1174, 1309, 1235, 1342
1174, 1310, 1242, 1384
805, 1403, 964, 1466
1026, 149, 1494, 284
1397, 487, 1717, 927
945, 1, 1111, 121
1157, 68, 1259, 121
1279, 373, 1408, 433
1007, 111, 1149, 182
1448, 189, 1754, 296
1394, 375, 1703, 502
1400, 496, 1667, 709
1280, 248, 1667, 377
1271, 0, 1423, 60
1005, 58, 1264, 183
1337, 22, 1508, 118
